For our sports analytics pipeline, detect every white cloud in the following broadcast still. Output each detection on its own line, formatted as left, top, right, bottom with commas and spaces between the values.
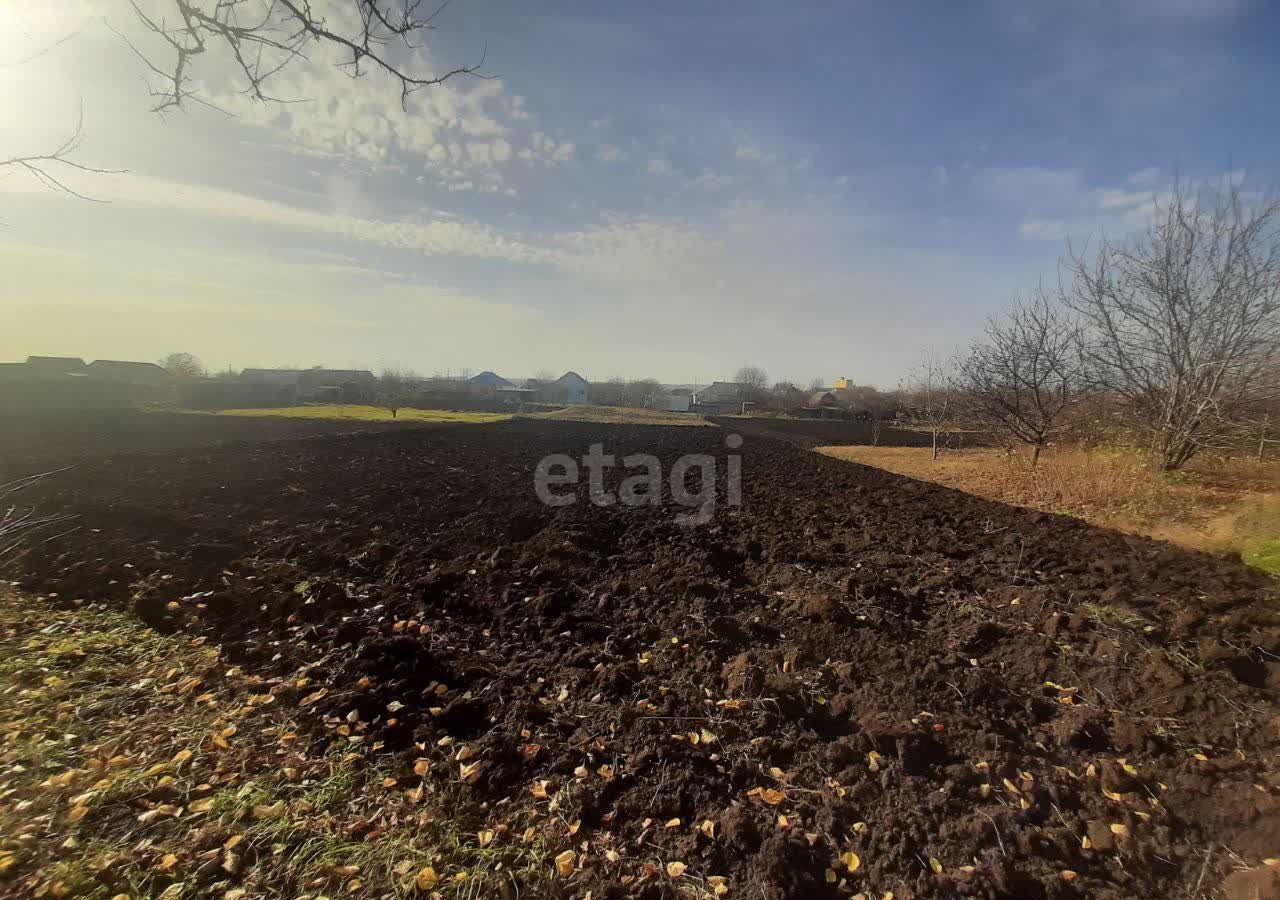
1, 170, 548, 263
1017, 220, 1073, 240
1005, 168, 1245, 242
523, 131, 575, 165
200, 34, 534, 191
734, 144, 776, 164
551, 216, 724, 286
646, 157, 674, 176
509, 95, 532, 121
597, 144, 626, 163
1126, 166, 1161, 186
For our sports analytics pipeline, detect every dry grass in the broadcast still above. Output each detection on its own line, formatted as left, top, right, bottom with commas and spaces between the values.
0, 589, 554, 898
818, 444, 1280, 574
532, 404, 709, 426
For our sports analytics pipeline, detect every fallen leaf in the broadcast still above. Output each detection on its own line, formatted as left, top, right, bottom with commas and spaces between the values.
841, 851, 860, 873
667, 861, 687, 878
555, 850, 576, 878
751, 787, 786, 805
415, 865, 439, 890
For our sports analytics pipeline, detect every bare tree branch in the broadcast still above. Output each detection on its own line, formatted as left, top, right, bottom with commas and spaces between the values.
899, 352, 960, 460
955, 290, 1083, 466
124, 0, 488, 113
6, 2, 483, 201
0, 24, 87, 68
0, 469, 79, 563
377, 367, 418, 418
0, 108, 126, 202
1061, 178, 1280, 470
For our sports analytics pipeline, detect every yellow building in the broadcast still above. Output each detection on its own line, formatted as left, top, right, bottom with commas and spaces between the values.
833, 376, 851, 389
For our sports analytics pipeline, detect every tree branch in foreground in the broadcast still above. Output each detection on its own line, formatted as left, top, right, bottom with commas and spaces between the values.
0, 469, 79, 562
0, 109, 125, 202
120, 0, 487, 113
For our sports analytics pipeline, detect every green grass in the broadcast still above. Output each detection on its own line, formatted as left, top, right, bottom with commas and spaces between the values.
1214, 495, 1280, 576
184, 405, 512, 424
1242, 537, 1280, 575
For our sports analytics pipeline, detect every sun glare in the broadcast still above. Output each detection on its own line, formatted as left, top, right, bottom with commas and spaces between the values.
0, 3, 87, 147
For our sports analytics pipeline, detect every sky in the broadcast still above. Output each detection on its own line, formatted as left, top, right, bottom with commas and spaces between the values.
1, 0, 1278, 386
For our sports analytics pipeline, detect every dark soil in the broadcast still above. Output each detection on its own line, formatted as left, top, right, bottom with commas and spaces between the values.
5, 419, 1279, 899
0, 409, 426, 482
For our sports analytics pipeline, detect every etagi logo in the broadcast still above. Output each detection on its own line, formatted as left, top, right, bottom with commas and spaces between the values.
533, 434, 743, 526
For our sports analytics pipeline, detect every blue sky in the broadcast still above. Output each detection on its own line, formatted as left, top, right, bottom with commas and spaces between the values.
2, 0, 1277, 385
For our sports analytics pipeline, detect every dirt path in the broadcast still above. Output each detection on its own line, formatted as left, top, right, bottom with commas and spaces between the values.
4, 421, 1279, 899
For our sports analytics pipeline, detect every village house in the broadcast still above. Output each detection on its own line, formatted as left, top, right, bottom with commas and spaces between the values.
691, 381, 755, 415
543, 371, 590, 404
87, 360, 171, 385
800, 390, 842, 418
465, 371, 515, 394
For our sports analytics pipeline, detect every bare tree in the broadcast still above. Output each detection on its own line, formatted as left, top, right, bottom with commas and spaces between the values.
899, 353, 957, 460
160, 351, 206, 378
807, 376, 826, 392
837, 384, 896, 421
956, 291, 1081, 466
622, 378, 664, 409
116, 0, 487, 113
590, 376, 626, 407
767, 382, 805, 414
1062, 180, 1280, 470
734, 365, 769, 402
377, 367, 416, 418
4, 1, 483, 196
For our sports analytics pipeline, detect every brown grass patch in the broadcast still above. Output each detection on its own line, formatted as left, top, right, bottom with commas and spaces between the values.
818, 444, 1280, 573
